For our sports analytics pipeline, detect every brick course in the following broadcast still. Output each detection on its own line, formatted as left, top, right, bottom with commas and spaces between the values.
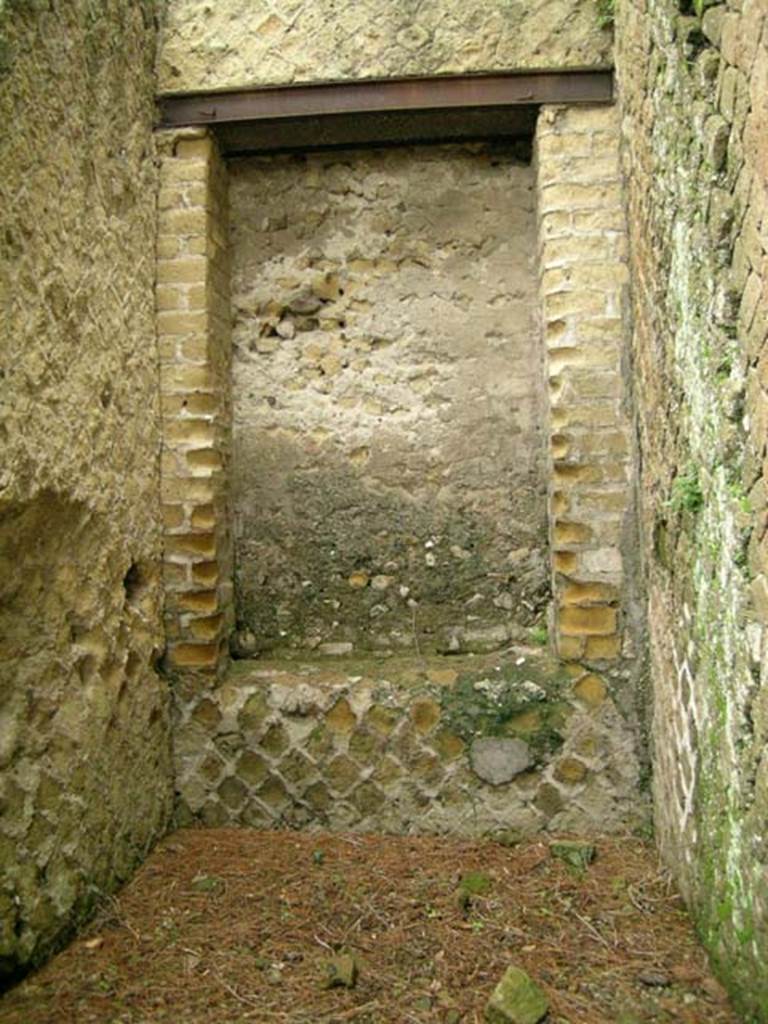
156, 129, 233, 676
535, 105, 635, 667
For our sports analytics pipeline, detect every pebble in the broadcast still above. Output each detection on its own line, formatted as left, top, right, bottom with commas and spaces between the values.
318, 642, 354, 656
637, 968, 670, 988
371, 574, 394, 590
276, 318, 296, 339
322, 953, 358, 989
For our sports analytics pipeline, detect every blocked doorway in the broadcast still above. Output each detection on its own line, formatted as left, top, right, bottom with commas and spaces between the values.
229, 143, 549, 657
155, 100, 641, 835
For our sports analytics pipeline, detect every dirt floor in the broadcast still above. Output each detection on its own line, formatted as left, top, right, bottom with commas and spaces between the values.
0, 829, 739, 1024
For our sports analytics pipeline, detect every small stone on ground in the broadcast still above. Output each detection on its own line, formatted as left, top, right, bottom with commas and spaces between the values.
485, 965, 549, 1024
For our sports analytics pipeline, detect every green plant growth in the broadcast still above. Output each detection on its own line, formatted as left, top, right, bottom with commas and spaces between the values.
596, 0, 615, 29
439, 668, 567, 763
667, 463, 704, 515
693, 0, 719, 16
529, 624, 548, 647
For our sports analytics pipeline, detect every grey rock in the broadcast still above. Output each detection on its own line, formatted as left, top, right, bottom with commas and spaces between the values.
230, 628, 258, 659
470, 737, 533, 785
463, 623, 511, 653
637, 969, 670, 988
276, 318, 296, 339
287, 290, 323, 315
318, 641, 354, 656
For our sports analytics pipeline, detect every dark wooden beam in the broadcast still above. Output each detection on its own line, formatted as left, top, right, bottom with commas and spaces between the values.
159, 69, 613, 127
215, 106, 537, 156
158, 70, 612, 154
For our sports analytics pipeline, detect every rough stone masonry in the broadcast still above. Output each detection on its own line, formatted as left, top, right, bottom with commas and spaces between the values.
162, 98, 645, 852
0, 0, 173, 982
229, 143, 550, 655
6, 1, 768, 1019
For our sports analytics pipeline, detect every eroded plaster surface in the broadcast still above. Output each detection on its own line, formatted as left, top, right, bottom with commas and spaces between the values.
229, 145, 549, 654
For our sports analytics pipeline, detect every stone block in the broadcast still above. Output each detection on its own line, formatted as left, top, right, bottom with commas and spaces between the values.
163, 207, 207, 236
584, 635, 621, 660
278, 749, 316, 787
189, 613, 224, 641
432, 729, 466, 761
410, 699, 441, 734
534, 781, 564, 817
304, 781, 331, 812
192, 561, 220, 587
553, 550, 578, 574
703, 114, 730, 172
174, 137, 213, 160
561, 581, 619, 605
234, 750, 269, 787
178, 590, 218, 614
181, 335, 212, 362
260, 723, 290, 758
553, 521, 593, 545
157, 310, 208, 336
554, 758, 588, 785
580, 548, 623, 575
170, 643, 219, 669
556, 634, 586, 660
326, 698, 357, 734
572, 674, 608, 707
186, 449, 223, 474
372, 756, 403, 786
470, 738, 533, 785
559, 605, 617, 637
161, 363, 215, 393
166, 533, 217, 559
351, 781, 386, 816
162, 505, 185, 530
217, 774, 247, 809
256, 777, 290, 812
348, 728, 384, 761
325, 755, 361, 794
157, 257, 207, 285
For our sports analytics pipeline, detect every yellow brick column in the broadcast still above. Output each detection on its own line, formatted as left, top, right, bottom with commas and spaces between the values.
155, 128, 233, 675
536, 105, 632, 663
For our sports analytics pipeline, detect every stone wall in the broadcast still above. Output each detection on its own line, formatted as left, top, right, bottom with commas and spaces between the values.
536, 104, 636, 670
157, 128, 234, 675
0, 0, 172, 980
158, 0, 612, 95
615, 1, 768, 1017
167, 107, 648, 838
229, 144, 549, 655
174, 648, 645, 836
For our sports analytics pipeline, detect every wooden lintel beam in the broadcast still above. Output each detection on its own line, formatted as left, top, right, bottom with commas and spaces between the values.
158, 69, 613, 129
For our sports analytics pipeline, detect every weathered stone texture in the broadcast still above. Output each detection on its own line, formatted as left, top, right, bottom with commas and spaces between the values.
157, 128, 234, 675
229, 145, 549, 654
0, 1, 172, 978
158, 0, 613, 94
174, 650, 646, 836
616, 1, 768, 1016
535, 104, 637, 671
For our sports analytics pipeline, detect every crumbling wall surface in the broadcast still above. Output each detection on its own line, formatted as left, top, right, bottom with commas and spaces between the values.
174, 651, 645, 836
0, 0, 173, 979
616, 1, 768, 1016
157, 0, 612, 94
229, 144, 549, 654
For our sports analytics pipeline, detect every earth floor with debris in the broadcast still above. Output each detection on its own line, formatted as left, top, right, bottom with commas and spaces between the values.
0, 829, 739, 1024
